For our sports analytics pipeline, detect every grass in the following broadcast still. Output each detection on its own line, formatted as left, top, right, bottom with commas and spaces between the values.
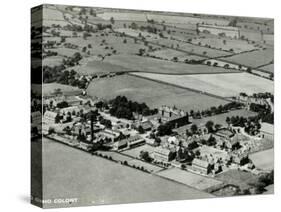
122, 144, 156, 158
42, 55, 64, 67
259, 64, 274, 73
191, 37, 257, 53
132, 72, 274, 97
86, 74, 228, 111
215, 169, 260, 190
156, 168, 223, 191
223, 48, 274, 68
249, 148, 274, 171
42, 138, 212, 208
104, 54, 235, 74
39, 83, 82, 96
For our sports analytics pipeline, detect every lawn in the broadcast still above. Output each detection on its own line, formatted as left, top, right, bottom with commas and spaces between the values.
104, 54, 235, 74
249, 148, 274, 171
86, 74, 228, 111
156, 168, 223, 191
131, 72, 274, 97
122, 144, 156, 158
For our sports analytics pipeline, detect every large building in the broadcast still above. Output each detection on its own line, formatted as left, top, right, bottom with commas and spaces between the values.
153, 146, 176, 162
158, 106, 189, 128
198, 24, 240, 38
192, 158, 212, 175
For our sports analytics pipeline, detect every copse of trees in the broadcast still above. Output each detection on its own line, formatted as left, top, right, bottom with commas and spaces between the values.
109, 96, 158, 120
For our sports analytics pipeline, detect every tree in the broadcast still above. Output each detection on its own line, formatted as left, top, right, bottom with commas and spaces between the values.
191, 124, 198, 134
110, 17, 115, 24
138, 125, 145, 134
205, 121, 214, 133
140, 151, 151, 162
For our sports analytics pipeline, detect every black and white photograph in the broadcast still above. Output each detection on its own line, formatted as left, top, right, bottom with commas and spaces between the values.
30, 3, 274, 208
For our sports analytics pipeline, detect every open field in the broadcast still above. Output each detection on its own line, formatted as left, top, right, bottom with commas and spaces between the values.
42, 138, 212, 208
42, 55, 64, 67
259, 64, 274, 73
87, 74, 228, 111
132, 72, 274, 97
104, 55, 237, 74
148, 49, 205, 62
191, 37, 257, 53
215, 169, 260, 190
33, 83, 82, 96
156, 168, 223, 191
79, 60, 131, 74
249, 148, 274, 171
223, 48, 274, 68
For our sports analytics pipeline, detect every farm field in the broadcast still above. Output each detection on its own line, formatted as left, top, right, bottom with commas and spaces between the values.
223, 48, 274, 68
104, 55, 236, 74
131, 72, 274, 97
259, 64, 274, 73
40, 83, 82, 96
156, 168, 223, 191
42, 55, 64, 67
249, 148, 274, 171
79, 60, 131, 74
42, 138, 212, 208
191, 37, 258, 53
148, 49, 205, 62
87, 74, 228, 111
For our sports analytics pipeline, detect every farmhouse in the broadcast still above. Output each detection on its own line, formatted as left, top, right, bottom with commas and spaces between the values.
198, 24, 240, 38
154, 146, 176, 162
192, 158, 212, 175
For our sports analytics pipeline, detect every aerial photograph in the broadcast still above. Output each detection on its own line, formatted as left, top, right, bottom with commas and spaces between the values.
31, 4, 274, 208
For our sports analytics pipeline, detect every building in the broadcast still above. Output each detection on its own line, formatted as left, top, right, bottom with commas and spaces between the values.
98, 129, 121, 142
192, 158, 212, 175
260, 122, 274, 140
154, 146, 176, 162
43, 111, 58, 124
158, 105, 189, 128
112, 139, 128, 150
112, 135, 145, 150
198, 24, 240, 38
133, 120, 153, 131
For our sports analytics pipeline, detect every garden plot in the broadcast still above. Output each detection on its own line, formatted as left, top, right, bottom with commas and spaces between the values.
131, 72, 274, 97
156, 168, 223, 191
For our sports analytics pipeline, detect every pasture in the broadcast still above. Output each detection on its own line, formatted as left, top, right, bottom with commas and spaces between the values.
131, 72, 274, 97
87, 74, 228, 111
156, 168, 223, 191
104, 54, 235, 74
223, 48, 274, 68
